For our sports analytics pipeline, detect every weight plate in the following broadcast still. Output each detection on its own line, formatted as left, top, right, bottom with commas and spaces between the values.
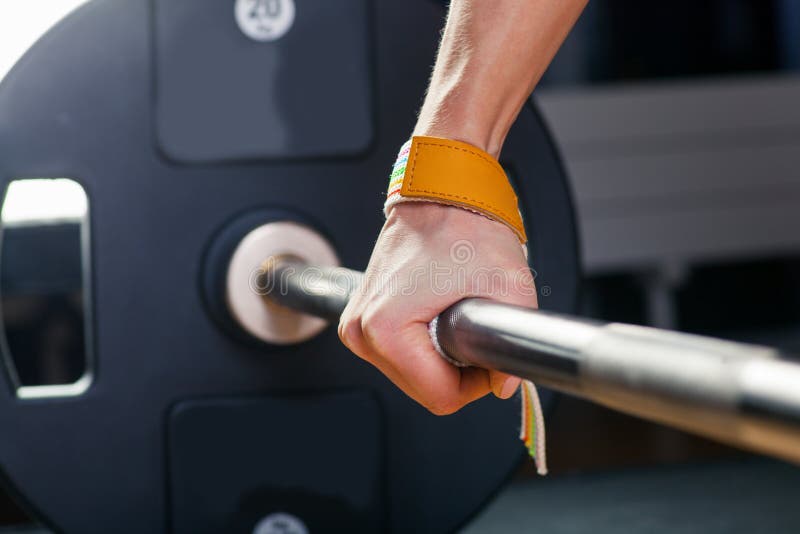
0, 1, 579, 532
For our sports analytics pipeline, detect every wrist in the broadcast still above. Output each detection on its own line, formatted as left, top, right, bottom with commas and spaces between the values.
384, 136, 527, 244
414, 98, 511, 159
413, 61, 528, 159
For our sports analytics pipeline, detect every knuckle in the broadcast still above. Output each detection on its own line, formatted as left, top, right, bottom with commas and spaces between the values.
337, 315, 362, 348
360, 306, 394, 343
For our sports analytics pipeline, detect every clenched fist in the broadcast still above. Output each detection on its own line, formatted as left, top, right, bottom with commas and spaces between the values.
338, 202, 538, 415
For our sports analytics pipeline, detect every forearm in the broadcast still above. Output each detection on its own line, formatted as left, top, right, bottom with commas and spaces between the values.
414, 0, 587, 157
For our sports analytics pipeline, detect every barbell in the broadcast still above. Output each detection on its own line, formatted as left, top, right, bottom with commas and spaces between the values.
258, 254, 800, 465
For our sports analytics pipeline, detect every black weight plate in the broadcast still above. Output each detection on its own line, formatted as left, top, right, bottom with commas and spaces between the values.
0, 0, 579, 532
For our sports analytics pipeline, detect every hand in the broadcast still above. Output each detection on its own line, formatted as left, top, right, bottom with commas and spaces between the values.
338, 202, 538, 415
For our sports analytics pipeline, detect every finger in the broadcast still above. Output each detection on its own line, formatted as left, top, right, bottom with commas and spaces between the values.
369, 321, 493, 414
339, 313, 419, 397
338, 309, 371, 359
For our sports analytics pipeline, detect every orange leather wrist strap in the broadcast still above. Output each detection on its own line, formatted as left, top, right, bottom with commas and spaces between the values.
385, 136, 527, 244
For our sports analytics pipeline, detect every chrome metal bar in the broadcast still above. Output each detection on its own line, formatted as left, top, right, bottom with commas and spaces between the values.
266, 259, 800, 464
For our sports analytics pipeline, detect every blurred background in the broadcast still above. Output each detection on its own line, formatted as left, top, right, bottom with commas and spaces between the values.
533, 0, 800, 481
2, 0, 800, 532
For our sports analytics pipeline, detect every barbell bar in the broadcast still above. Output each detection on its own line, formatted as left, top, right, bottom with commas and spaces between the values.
261, 257, 800, 465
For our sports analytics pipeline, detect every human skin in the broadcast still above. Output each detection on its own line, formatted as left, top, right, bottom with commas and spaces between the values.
339, 0, 588, 415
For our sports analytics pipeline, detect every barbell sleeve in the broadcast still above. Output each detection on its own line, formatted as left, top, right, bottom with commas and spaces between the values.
263, 258, 800, 464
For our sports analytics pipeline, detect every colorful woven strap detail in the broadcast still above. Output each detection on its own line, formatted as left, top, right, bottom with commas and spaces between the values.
387, 139, 412, 201
520, 379, 548, 475
384, 136, 528, 244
